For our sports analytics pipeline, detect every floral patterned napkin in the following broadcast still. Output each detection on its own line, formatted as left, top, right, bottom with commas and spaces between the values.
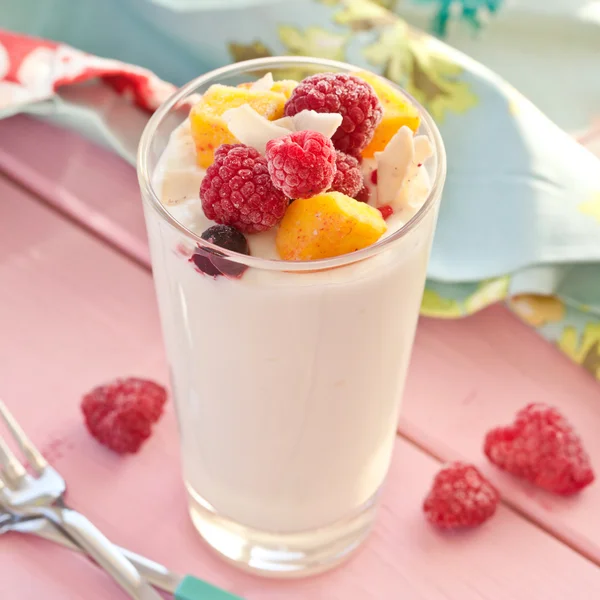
1, 0, 599, 380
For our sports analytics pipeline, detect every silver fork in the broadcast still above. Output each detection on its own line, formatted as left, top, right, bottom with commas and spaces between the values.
0, 511, 181, 593
0, 510, 246, 600
0, 399, 162, 600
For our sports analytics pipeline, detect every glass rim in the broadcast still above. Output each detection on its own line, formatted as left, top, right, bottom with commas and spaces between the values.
137, 56, 447, 272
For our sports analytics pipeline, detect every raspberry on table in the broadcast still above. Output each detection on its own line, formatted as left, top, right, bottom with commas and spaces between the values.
81, 378, 167, 454
284, 73, 383, 156
200, 144, 288, 234
265, 130, 336, 199
423, 462, 499, 529
329, 151, 363, 198
192, 225, 250, 278
484, 404, 595, 495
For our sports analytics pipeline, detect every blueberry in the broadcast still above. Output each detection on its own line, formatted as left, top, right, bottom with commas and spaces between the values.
200, 225, 250, 254
191, 225, 250, 278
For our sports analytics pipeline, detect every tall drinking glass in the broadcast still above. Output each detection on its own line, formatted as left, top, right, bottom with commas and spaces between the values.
138, 57, 446, 577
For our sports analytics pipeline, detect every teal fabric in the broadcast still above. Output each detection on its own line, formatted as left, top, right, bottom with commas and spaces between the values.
402, 0, 504, 36
1, 0, 600, 379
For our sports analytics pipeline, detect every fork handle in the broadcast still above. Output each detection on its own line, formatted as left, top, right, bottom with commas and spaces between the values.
40, 506, 162, 600
175, 575, 244, 599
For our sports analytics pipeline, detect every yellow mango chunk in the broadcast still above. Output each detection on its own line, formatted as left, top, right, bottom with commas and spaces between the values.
276, 192, 387, 261
354, 71, 421, 159
270, 79, 298, 100
190, 84, 286, 168
238, 79, 297, 99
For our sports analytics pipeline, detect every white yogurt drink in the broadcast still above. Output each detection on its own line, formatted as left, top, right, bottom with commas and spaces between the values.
138, 58, 446, 577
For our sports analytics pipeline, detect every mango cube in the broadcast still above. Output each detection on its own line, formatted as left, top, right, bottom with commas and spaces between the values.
276, 192, 387, 261
237, 79, 297, 99
190, 84, 286, 168
270, 79, 298, 100
354, 71, 421, 159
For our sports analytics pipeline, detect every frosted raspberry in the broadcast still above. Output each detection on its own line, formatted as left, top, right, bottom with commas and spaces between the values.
284, 73, 383, 156
484, 404, 594, 495
81, 378, 167, 454
265, 130, 336, 199
355, 186, 371, 204
329, 151, 363, 197
424, 462, 499, 529
200, 144, 288, 234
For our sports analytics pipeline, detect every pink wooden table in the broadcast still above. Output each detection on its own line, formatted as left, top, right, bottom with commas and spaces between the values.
1, 115, 600, 599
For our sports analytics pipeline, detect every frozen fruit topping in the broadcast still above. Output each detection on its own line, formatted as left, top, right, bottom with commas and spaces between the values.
200, 224, 249, 253
289, 110, 343, 139
484, 404, 594, 495
353, 70, 421, 158
329, 151, 363, 198
374, 125, 414, 208
222, 105, 292, 155
355, 185, 371, 204
81, 378, 167, 454
265, 130, 336, 199
423, 462, 499, 529
192, 225, 250, 278
276, 191, 387, 261
250, 72, 274, 92
271, 79, 298, 100
190, 84, 286, 168
284, 73, 383, 157
377, 205, 393, 220
200, 144, 288, 234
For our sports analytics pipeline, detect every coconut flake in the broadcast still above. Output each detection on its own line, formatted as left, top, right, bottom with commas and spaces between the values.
375, 128, 434, 209
374, 126, 414, 208
250, 72, 274, 92
291, 110, 342, 139
223, 105, 291, 154
395, 135, 433, 208
272, 116, 296, 131
414, 135, 433, 165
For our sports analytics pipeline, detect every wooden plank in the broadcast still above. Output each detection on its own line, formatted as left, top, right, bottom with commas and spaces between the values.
6, 439, 600, 600
1, 116, 600, 566
2, 175, 600, 599
402, 307, 600, 563
0, 115, 148, 265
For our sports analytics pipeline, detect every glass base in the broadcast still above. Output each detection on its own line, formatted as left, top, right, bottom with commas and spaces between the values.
186, 484, 379, 578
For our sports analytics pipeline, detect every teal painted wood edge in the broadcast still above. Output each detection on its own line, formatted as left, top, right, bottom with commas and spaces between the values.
175, 575, 245, 600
